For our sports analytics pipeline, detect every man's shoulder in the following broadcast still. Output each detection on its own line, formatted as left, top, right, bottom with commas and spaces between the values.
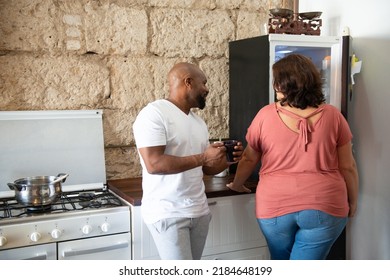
144, 99, 166, 109
137, 99, 167, 115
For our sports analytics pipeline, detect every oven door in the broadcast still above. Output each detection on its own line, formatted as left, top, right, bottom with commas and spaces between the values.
58, 233, 131, 260
0, 243, 57, 260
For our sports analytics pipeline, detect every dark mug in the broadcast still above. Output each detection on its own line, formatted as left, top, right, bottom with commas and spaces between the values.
223, 140, 238, 163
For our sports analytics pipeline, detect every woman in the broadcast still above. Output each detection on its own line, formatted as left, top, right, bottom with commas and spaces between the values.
227, 54, 359, 260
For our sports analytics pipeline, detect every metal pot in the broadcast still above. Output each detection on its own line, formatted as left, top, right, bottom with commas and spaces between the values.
7, 173, 69, 206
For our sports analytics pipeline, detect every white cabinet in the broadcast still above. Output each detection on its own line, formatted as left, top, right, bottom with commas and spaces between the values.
130, 194, 269, 260
201, 194, 269, 260
131, 205, 160, 260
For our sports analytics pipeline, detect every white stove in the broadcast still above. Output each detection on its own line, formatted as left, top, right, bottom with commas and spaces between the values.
0, 110, 131, 260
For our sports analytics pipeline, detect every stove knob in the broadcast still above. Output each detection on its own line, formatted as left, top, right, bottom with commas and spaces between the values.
51, 229, 62, 239
82, 225, 92, 235
30, 232, 41, 242
100, 222, 110, 233
0, 236, 7, 247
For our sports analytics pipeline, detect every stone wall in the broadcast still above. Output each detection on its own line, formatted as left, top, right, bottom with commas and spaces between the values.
0, 0, 292, 180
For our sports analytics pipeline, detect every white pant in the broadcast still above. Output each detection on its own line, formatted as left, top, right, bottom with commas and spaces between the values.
146, 213, 212, 260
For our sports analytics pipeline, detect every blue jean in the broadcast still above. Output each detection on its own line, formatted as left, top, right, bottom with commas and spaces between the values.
257, 210, 347, 260
146, 213, 212, 260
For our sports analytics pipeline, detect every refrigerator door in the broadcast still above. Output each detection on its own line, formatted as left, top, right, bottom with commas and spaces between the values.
268, 34, 345, 112
229, 36, 270, 178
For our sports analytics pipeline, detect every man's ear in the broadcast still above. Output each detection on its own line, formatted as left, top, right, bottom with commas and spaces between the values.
184, 77, 192, 87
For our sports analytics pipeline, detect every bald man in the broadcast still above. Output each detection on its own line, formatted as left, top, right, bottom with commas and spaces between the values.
133, 62, 243, 259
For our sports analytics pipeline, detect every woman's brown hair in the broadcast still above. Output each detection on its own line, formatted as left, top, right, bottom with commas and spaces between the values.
272, 53, 325, 109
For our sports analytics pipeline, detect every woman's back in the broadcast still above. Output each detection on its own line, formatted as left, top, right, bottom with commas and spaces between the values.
246, 102, 352, 218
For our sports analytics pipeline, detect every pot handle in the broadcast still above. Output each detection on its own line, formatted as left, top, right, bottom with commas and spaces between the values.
7, 182, 26, 191
53, 173, 69, 184
7, 182, 17, 190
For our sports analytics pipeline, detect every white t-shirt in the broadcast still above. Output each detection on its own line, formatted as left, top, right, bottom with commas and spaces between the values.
133, 99, 210, 224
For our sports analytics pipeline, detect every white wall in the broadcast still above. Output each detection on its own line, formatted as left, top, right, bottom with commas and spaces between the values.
300, 0, 390, 259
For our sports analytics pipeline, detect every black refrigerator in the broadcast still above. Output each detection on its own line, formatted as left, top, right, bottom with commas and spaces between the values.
228, 34, 352, 259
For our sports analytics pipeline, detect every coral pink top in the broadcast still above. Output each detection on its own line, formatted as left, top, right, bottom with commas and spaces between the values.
246, 103, 352, 219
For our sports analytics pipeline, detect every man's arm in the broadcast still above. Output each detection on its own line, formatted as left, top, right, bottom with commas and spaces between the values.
138, 142, 227, 175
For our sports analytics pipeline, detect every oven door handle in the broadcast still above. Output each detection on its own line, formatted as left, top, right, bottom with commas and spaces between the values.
62, 241, 129, 258
25, 253, 49, 260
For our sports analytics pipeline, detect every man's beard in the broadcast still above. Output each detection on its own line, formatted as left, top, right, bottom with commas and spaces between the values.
197, 95, 206, 110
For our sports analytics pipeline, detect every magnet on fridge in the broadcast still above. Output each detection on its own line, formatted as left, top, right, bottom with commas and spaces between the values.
349, 53, 362, 100
351, 54, 362, 85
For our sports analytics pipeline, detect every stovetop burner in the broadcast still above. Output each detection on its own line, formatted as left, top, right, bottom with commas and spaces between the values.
0, 189, 123, 220
78, 192, 103, 208
26, 205, 53, 213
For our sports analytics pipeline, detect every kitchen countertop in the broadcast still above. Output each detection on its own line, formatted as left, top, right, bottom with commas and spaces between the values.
107, 174, 258, 206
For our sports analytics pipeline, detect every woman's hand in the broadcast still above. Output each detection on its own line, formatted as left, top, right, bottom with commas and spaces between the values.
226, 182, 251, 193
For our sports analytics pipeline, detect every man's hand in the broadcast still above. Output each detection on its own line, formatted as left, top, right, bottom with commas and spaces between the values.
202, 142, 226, 167
231, 141, 244, 163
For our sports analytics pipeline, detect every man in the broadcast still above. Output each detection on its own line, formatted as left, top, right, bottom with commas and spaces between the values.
133, 62, 242, 259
